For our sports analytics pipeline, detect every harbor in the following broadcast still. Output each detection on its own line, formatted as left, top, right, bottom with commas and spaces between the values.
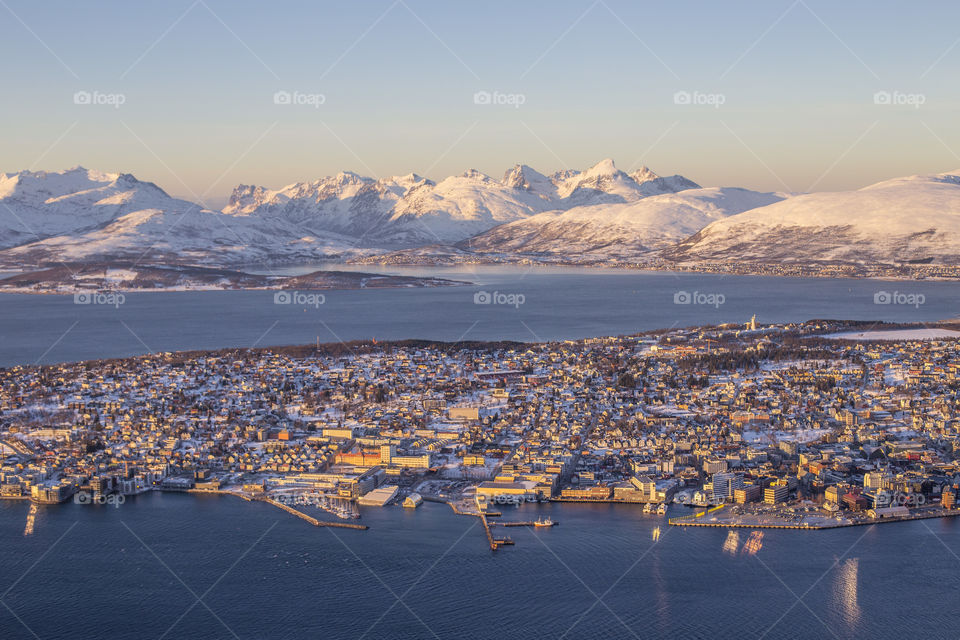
669, 504, 960, 530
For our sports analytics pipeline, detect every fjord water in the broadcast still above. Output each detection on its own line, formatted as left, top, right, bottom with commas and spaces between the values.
3, 266, 960, 638
0, 266, 958, 366
2, 495, 959, 640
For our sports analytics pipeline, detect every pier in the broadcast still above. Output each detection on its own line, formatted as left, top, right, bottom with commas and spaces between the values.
263, 497, 367, 530
480, 513, 497, 550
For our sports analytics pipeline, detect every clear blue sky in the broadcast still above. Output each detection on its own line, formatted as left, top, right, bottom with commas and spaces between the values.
2, 0, 958, 205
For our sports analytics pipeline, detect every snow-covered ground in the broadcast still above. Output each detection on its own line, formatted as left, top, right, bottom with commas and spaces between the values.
670, 170, 960, 264
826, 328, 960, 341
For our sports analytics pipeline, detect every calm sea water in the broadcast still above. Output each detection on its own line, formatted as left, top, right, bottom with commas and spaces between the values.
0, 266, 958, 367
3, 267, 960, 639
2, 494, 959, 639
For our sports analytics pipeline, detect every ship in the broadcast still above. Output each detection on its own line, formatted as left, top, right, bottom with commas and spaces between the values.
534, 517, 555, 527
643, 503, 653, 514
656, 503, 668, 515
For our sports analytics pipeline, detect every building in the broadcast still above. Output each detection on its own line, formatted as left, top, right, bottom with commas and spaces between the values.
390, 454, 431, 469
867, 506, 910, 520
942, 487, 956, 510
448, 406, 479, 421
711, 472, 743, 501
764, 484, 790, 504
379, 445, 396, 464
734, 485, 762, 504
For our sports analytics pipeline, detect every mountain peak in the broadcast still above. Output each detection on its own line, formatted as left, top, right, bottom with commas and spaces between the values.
584, 158, 620, 177
630, 166, 660, 184
502, 164, 548, 189
459, 169, 491, 181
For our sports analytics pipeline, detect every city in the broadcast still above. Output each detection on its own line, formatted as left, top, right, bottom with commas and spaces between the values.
5, 318, 959, 548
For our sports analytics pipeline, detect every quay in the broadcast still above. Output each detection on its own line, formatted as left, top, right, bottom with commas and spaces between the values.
669, 507, 960, 530
550, 497, 647, 504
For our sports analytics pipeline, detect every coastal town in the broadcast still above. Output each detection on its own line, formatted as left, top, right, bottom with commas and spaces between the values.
3, 319, 960, 545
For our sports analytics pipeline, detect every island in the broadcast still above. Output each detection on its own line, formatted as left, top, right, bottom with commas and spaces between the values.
3, 319, 960, 550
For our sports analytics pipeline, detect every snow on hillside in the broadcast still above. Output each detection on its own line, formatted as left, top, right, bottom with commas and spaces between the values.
465, 187, 784, 259
0, 167, 360, 266
667, 171, 960, 265
221, 159, 701, 246
0, 167, 173, 249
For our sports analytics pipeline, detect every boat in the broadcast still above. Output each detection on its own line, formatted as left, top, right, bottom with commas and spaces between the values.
656, 503, 668, 515
534, 517, 554, 527
643, 503, 653, 514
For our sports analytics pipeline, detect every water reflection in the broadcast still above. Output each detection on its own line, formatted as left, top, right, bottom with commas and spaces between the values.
722, 530, 740, 555
832, 557, 862, 629
742, 531, 764, 556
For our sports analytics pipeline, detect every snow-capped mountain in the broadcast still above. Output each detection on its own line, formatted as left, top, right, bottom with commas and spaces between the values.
0, 167, 183, 250
221, 158, 700, 246
464, 187, 784, 259
0, 167, 358, 266
0, 160, 701, 266
666, 171, 960, 265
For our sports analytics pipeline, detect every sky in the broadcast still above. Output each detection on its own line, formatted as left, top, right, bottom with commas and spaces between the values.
1, 0, 959, 207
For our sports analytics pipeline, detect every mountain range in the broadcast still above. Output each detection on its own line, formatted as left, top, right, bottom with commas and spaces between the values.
1, 161, 959, 270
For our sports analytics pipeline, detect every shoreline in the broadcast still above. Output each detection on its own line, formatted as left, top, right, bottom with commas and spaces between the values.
4, 261, 960, 293
669, 505, 960, 530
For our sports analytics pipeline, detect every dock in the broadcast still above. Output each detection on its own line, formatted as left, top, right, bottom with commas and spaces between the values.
263, 497, 368, 530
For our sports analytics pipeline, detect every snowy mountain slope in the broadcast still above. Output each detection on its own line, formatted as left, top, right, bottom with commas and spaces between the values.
0, 167, 360, 266
223, 159, 700, 246
464, 187, 783, 259
666, 171, 960, 264
2, 207, 360, 266
0, 167, 184, 250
